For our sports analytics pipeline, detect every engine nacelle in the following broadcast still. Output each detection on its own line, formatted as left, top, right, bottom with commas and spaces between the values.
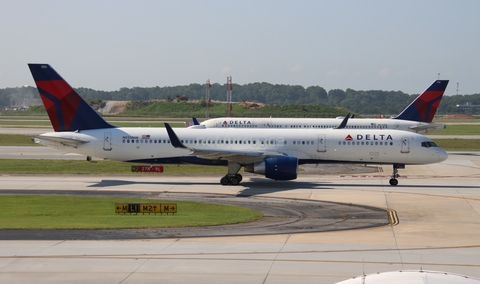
244, 157, 298, 180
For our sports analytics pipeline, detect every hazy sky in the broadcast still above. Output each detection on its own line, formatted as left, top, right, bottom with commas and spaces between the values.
1, 0, 479, 95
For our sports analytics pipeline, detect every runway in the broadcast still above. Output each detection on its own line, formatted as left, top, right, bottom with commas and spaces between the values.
1, 150, 480, 283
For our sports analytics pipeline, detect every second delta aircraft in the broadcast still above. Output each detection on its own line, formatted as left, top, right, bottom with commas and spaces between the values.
198, 80, 449, 134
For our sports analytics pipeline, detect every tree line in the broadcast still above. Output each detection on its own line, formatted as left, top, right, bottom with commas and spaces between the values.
2, 83, 480, 115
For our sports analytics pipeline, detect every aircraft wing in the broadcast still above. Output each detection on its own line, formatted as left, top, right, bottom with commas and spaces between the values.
31, 134, 90, 147
408, 123, 446, 134
164, 123, 287, 162
188, 147, 287, 161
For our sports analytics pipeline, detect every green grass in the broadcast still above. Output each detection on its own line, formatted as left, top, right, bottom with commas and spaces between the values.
0, 159, 238, 175
432, 124, 480, 135
0, 195, 262, 229
434, 139, 480, 151
0, 134, 40, 146
0, 120, 52, 127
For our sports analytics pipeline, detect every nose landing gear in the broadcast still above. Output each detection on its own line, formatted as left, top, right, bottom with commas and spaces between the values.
389, 163, 404, 186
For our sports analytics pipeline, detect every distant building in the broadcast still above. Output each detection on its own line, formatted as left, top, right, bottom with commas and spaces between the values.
456, 102, 480, 111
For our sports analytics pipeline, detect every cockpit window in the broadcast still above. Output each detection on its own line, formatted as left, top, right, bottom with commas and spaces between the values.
421, 141, 438, 148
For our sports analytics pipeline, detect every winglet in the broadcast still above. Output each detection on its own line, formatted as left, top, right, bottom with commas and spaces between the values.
192, 117, 200, 125
394, 80, 449, 122
164, 123, 188, 149
28, 64, 114, 132
335, 113, 350, 129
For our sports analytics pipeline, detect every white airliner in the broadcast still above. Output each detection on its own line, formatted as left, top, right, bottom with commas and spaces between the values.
28, 64, 448, 186
336, 270, 480, 284
198, 80, 449, 134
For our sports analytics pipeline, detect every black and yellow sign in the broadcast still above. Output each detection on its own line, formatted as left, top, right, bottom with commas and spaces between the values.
115, 203, 177, 215
161, 203, 177, 214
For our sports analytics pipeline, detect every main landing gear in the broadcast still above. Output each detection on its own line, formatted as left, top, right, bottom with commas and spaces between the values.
220, 174, 243, 185
220, 162, 243, 186
389, 163, 405, 186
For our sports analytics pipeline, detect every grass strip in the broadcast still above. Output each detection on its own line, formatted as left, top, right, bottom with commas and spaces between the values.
0, 195, 262, 230
434, 139, 480, 151
432, 124, 480, 135
0, 159, 236, 175
0, 134, 40, 146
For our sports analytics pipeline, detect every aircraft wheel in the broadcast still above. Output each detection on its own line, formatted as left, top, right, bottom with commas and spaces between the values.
230, 176, 240, 186
389, 178, 398, 186
235, 174, 243, 182
220, 176, 230, 186
86, 156, 92, 162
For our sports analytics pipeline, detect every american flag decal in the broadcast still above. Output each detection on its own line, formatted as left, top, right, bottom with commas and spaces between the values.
142, 135, 150, 139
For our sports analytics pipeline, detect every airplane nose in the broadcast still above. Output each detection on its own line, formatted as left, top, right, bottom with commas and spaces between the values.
438, 148, 448, 162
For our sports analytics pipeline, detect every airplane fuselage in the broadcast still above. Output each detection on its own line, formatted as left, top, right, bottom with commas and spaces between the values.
36, 127, 447, 166
199, 117, 445, 134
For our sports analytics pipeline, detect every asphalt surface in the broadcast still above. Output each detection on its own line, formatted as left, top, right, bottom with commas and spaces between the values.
1, 128, 480, 283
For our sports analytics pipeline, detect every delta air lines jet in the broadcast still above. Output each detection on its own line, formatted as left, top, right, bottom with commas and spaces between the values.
199, 80, 449, 134
28, 64, 448, 186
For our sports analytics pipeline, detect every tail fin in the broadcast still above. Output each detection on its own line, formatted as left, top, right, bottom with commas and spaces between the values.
28, 64, 114, 132
393, 80, 449, 122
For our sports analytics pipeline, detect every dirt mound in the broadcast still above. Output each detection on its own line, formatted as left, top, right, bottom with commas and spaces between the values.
441, 114, 475, 119
98, 101, 129, 115
239, 100, 266, 110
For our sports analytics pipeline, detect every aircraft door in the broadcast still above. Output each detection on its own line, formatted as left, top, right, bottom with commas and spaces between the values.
317, 134, 326, 152
401, 136, 410, 153
103, 132, 112, 151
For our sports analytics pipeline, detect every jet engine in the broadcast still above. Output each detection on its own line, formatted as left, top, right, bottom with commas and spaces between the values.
244, 157, 298, 180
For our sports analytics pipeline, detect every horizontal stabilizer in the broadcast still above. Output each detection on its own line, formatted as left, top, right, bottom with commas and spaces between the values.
408, 123, 446, 134
32, 134, 90, 147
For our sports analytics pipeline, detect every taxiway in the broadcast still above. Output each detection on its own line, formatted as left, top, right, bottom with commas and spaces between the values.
0, 150, 480, 283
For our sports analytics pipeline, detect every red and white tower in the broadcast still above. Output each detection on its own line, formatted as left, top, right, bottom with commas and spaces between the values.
226, 76, 233, 117
205, 79, 211, 119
